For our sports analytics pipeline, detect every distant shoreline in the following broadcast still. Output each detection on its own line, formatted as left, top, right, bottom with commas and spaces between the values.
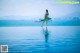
0, 20, 80, 27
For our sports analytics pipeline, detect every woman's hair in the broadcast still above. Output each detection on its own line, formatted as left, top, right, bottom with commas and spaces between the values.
46, 9, 48, 12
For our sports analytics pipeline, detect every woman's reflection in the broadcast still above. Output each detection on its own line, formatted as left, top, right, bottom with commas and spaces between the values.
42, 27, 49, 47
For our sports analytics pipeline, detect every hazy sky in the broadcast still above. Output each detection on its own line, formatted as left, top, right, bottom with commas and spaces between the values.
0, 0, 80, 20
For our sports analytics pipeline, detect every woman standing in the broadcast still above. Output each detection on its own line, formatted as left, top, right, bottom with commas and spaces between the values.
41, 9, 51, 27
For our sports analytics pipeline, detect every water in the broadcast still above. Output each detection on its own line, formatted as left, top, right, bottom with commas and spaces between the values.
0, 26, 80, 53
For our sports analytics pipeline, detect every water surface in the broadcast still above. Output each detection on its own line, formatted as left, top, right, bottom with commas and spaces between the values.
0, 26, 80, 53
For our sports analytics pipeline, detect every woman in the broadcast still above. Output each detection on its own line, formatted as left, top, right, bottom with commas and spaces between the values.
41, 9, 51, 27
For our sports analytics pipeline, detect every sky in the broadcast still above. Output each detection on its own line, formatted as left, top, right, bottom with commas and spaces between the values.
0, 0, 80, 20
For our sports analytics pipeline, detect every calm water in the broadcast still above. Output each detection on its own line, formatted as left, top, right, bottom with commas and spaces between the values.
0, 26, 80, 53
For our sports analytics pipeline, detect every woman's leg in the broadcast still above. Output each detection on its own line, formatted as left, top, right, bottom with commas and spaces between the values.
46, 21, 48, 26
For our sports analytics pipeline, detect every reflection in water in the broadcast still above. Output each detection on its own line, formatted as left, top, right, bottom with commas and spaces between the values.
42, 27, 50, 48
0, 26, 79, 53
